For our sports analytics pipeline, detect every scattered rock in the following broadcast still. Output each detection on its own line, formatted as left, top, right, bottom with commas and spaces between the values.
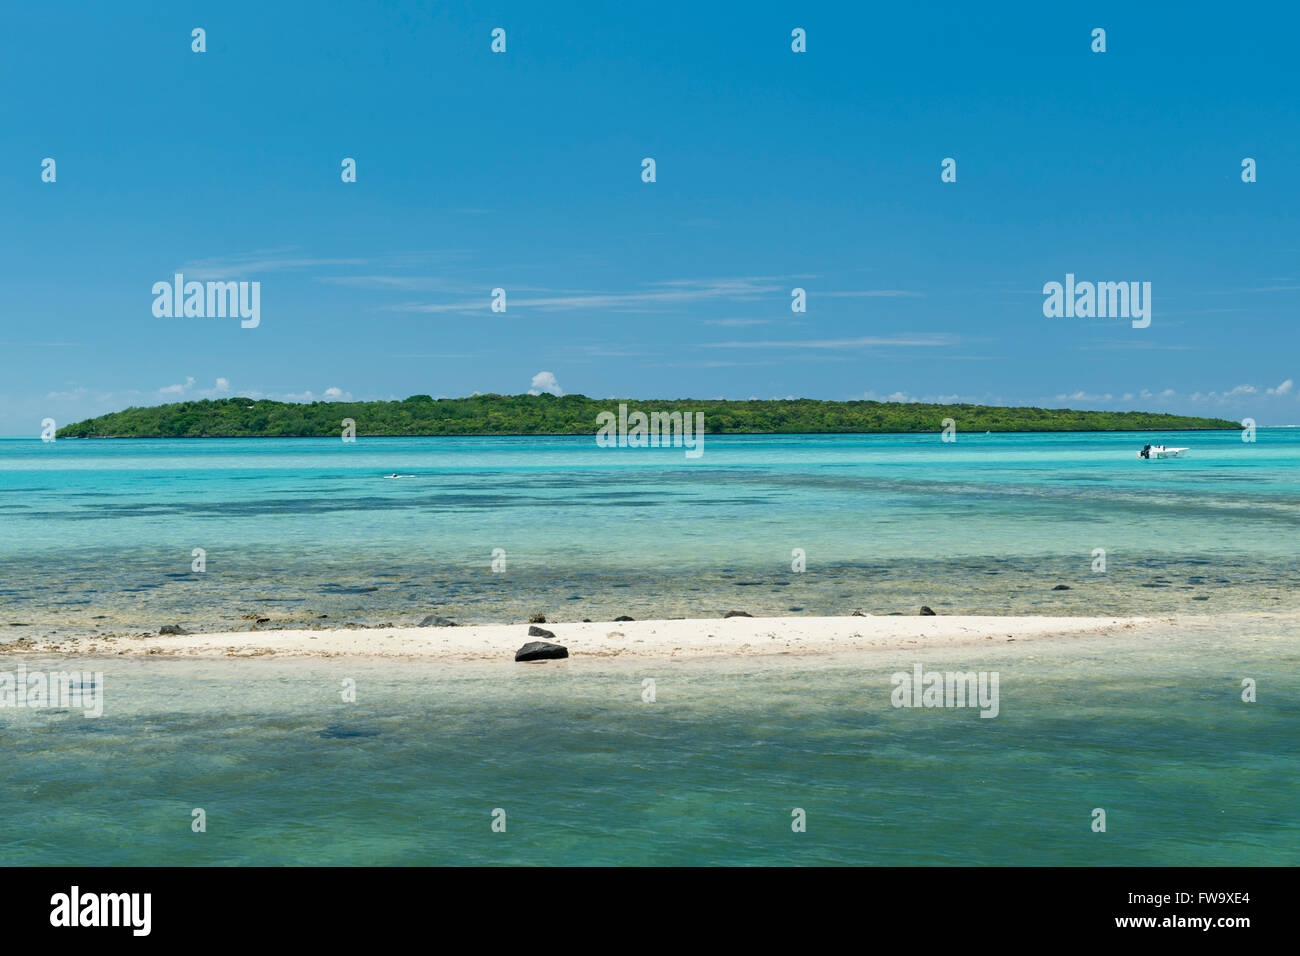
528, 625, 556, 639
158, 624, 188, 635
919, 606, 936, 616
528, 613, 547, 624
515, 640, 568, 662
606, 631, 624, 638
723, 610, 753, 618
613, 615, 634, 622
418, 615, 457, 627
851, 610, 865, 617
1052, 585, 1071, 591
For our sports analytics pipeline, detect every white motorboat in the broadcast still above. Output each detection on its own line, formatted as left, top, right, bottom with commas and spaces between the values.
1138, 444, 1188, 459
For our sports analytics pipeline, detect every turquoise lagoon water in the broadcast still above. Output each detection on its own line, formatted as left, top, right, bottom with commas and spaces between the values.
2, 430, 1298, 865
0, 429, 1297, 635
1, 616, 1296, 865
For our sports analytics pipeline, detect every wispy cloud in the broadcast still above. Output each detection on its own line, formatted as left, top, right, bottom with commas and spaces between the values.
382, 276, 788, 315
702, 334, 958, 350
180, 248, 368, 278
376, 276, 919, 317
1077, 341, 1202, 351
818, 290, 923, 299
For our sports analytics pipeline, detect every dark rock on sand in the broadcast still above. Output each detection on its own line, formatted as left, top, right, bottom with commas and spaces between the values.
723, 610, 753, 618
529, 613, 547, 624
418, 615, 457, 627
528, 625, 556, 638
919, 606, 936, 616
515, 640, 568, 662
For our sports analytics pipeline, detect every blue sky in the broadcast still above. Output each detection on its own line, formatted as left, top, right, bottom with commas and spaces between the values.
2, 0, 1297, 434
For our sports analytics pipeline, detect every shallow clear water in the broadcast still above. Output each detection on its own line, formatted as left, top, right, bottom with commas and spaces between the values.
1, 430, 1297, 637
2, 616, 1295, 865
2, 431, 1297, 865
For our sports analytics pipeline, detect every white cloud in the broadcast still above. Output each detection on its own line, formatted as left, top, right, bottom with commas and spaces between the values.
858, 390, 965, 404
159, 376, 197, 396
1055, 390, 1115, 402
279, 387, 353, 402
1268, 378, 1294, 396
528, 371, 564, 396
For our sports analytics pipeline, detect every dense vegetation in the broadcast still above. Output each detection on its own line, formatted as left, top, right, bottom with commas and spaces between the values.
57, 394, 1241, 438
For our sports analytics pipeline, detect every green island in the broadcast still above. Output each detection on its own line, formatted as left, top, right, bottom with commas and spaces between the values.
57, 395, 1241, 438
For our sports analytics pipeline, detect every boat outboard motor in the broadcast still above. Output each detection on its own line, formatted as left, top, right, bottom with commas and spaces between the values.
1140, 444, 1151, 459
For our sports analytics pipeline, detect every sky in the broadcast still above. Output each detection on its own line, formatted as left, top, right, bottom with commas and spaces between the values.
1, 0, 1297, 435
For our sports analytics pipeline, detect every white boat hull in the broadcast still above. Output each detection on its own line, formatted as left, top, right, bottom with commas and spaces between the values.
1138, 445, 1189, 459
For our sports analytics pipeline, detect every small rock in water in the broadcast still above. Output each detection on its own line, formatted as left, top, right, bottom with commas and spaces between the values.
851, 610, 866, 617
723, 610, 753, 618
1052, 585, 1071, 591
319, 724, 380, 739
515, 641, 568, 662
418, 615, 457, 627
919, 606, 936, 616
528, 625, 556, 638
158, 624, 188, 635
529, 613, 547, 624
613, 615, 634, 622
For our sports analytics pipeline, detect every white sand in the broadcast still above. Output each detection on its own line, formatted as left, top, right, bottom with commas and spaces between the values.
17, 615, 1161, 661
